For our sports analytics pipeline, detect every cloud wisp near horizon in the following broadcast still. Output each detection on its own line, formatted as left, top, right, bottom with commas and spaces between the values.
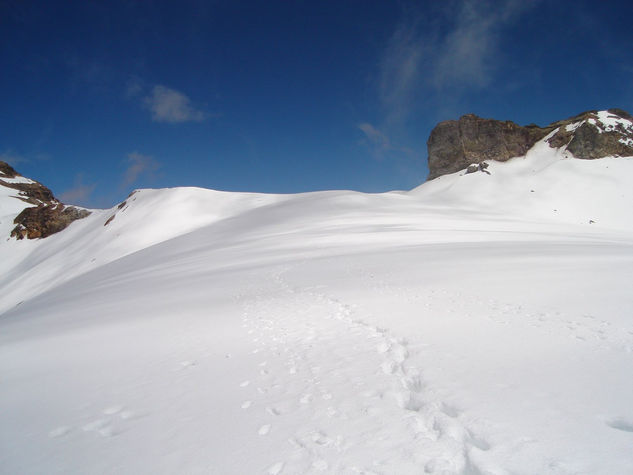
122, 152, 161, 188
56, 152, 161, 208
359, 1, 538, 162
2, 0, 631, 207
143, 85, 207, 124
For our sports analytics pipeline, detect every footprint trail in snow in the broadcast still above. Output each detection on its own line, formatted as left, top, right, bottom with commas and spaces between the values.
240, 268, 496, 474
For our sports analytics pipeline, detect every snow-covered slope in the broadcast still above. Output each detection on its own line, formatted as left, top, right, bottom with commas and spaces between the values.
1, 139, 633, 474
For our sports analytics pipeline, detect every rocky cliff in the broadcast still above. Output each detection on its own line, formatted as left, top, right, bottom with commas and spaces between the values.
427, 109, 633, 180
0, 161, 91, 239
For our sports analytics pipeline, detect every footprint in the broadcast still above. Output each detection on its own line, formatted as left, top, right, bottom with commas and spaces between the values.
467, 431, 491, 451
267, 461, 284, 474
441, 403, 461, 418
48, 426, 71, 438
98, 426, 117, 438
606, 417, 633, 433
402, 375, 423, 393
103, 405, 124, 415
392, 345, 409, 363
300, 394, 313, 404
311, 431, 333, 446
258, 424, 271, 435
395, 392, 423, 411
266, 407, 281, 416
241, 401, 252, 409
82, 419, 109, 432
240, 380, 250, 387
376, 342, 391, 353
312, 459, 329, 471
119, 410, 141, 420
381, 361, 398, 374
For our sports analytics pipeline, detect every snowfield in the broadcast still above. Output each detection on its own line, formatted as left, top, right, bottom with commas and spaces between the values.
1, 145, 633, 474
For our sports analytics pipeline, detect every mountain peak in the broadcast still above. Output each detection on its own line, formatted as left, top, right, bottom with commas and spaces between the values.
0, 161, 91, 239
0, 161, 19, 178
426, 109, 633, 180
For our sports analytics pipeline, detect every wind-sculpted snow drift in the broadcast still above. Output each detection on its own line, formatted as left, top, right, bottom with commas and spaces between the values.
1, 111, 633, 474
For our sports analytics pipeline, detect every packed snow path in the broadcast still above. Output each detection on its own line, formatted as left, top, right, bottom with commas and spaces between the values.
239, 267, 493, 474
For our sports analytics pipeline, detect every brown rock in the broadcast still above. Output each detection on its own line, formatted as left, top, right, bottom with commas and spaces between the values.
427, 114, 552, 180
10, 205, 91, 240
0, 160, 92, 240
427, 109, 633, 180
0, 161, 18, 178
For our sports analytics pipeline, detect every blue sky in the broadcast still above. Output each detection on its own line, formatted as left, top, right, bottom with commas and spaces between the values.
1, 0, 632, 207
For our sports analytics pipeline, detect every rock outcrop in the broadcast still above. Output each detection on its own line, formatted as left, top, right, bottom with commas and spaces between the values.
0, 161, 91, 240
427, 109, 633, 180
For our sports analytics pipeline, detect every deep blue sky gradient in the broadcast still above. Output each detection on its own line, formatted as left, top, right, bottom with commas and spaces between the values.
2, 0, 632, 207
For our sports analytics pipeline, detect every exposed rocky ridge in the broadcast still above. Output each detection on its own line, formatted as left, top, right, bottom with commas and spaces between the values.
0, 161, 19, 178
0, 161, 91, 240
427, 109, 633, 180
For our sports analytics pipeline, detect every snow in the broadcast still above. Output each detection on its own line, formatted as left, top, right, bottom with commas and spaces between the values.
0, 175, 36, 184
1, 142, 633, 474
596, 110, 633, 133
0, 180, 34, 239
564, 122, 581, 132
563, 111, 633, 136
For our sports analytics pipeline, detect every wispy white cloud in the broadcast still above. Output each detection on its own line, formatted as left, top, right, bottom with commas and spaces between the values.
379, 18, 430, 125
432, 0, 530, 89
122, 152, 161, 187
358, 122, 414, 160
59, 174, 96, 206
125, 76, 144, 98
144, 85, 206, 123
358, 123, 390, 150
0, 150, 29, 166
378, 0, 535, 123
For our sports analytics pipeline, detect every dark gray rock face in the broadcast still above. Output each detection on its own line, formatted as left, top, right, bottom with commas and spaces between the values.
0, 161, 91, 240
427, 109, 633, 180
427, 115, 552, 180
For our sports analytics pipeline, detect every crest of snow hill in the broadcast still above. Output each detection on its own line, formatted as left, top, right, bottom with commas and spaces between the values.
427, 108, 633, 179
1, 108, 633, 240
0, 161, 90, 239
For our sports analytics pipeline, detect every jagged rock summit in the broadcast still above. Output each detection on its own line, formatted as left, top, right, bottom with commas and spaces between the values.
427, 109, 633, 180
0, 161, 90, 239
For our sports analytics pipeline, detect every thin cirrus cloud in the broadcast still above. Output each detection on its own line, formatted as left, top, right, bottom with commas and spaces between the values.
122, 152, 161, 188
0, 150, 29, 166
358, 123, 391, 153
358, 122, 414, 160
143, 85, 206, 123
59, 174, 96, 206
378, 0, 535, 123
126, 79, 209, 123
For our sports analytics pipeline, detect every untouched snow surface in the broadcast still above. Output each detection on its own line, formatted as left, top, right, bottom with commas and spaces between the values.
1, 146, 633, 474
